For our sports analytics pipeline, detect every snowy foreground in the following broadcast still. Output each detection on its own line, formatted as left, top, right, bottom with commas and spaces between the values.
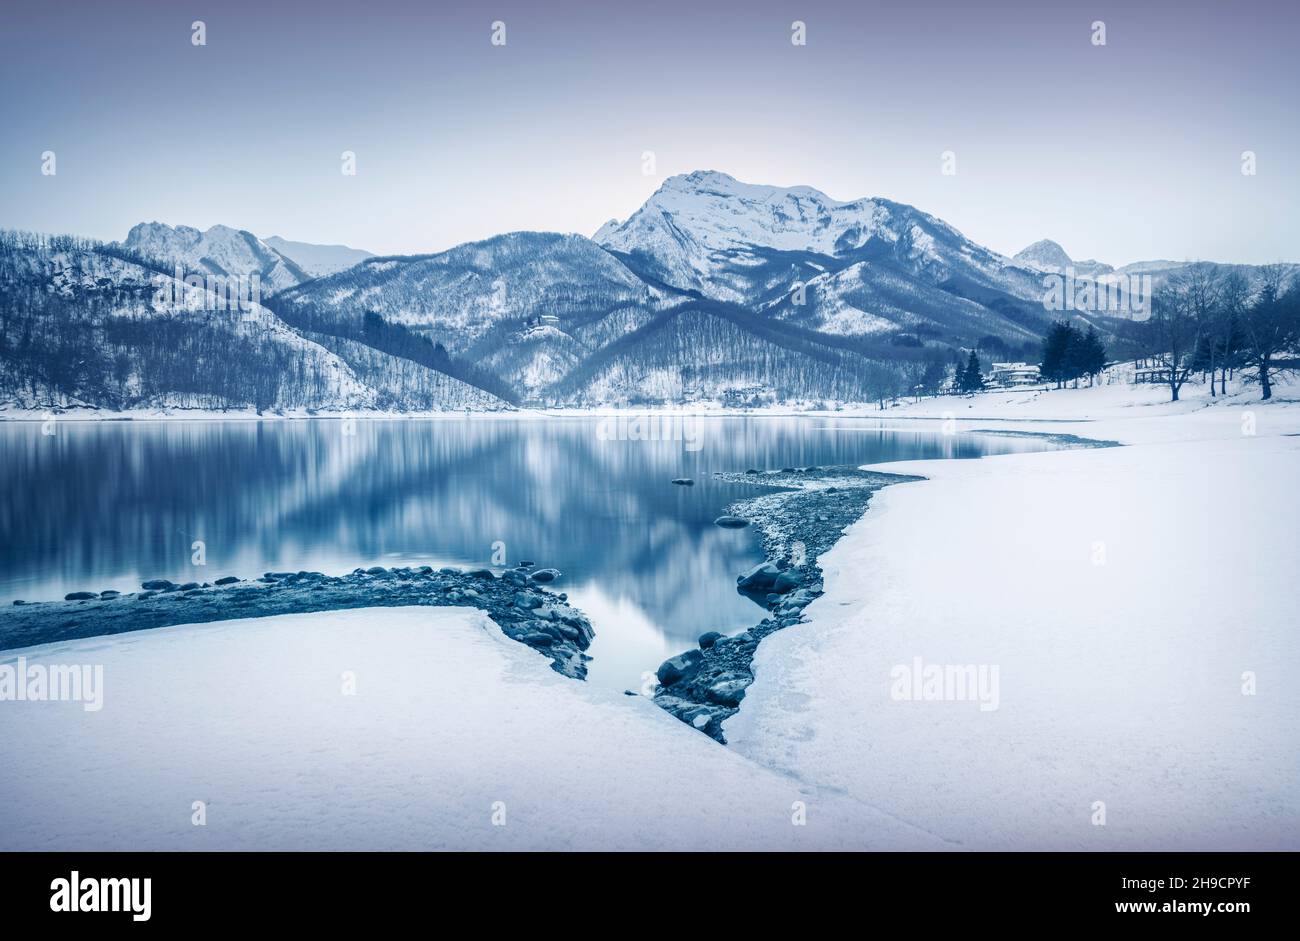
3, 381, 1297, 850
0, 607, 940, 850
731, 382, 1300, 850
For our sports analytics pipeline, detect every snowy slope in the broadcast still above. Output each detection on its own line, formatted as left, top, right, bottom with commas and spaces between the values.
277, 232, 663, 344
551, 302, 905, 404
0, 606, 945, 850
264, 236, 373, 277
277, 231, 672, 396
759, 257, 1042, 341
595, 171, 1046, 308
307, 333, 504, 411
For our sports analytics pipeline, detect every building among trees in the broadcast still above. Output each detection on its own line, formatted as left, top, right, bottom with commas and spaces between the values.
986, 362, 1041, 388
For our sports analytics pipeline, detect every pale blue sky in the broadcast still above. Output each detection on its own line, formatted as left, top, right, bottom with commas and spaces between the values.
1, 0, 1295, 264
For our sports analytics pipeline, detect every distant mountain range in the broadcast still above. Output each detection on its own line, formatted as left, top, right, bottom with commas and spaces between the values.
2, 171, 1294, 411
263, 236, 373, 278
121, 223, 373, 289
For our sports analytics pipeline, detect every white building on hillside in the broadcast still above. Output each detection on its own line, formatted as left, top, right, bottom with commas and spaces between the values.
987, 362, 1041, 388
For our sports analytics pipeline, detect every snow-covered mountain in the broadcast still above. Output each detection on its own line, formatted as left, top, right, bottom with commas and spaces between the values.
274, 231, 671, 396
1012, 239, 1114, 278
596, 170, 1044, 303
0, 233, 505, 412
278, 173, 1097, 401
122, 223, 311, 293
264, 236, 373, 277
592, 171, 1055, 344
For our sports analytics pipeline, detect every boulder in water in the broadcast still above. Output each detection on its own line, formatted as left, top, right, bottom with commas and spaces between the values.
737, 562, 781, 591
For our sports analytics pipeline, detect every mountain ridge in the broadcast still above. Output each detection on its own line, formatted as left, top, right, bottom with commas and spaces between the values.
5, 171, 1297, 409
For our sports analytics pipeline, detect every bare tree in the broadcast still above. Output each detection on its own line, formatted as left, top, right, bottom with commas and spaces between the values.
1145, 276, 1199, 402
1215, 271, 1250, 395
1183, 262, 1223, 396
1238, 264, 1300, 401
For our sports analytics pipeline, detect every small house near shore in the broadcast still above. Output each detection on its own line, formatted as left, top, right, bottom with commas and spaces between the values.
721, 386, 770, 408
986, 362, 1041, 388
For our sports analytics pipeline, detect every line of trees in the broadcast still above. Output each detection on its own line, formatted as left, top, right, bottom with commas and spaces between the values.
1147, 262, 1299, 402
1040, 321, 1107, 388
359, 310, 518, 403
265, 297, 518, 404
0, 242, 351, 412
0, 228, 175, 277
0, 283, 332, 411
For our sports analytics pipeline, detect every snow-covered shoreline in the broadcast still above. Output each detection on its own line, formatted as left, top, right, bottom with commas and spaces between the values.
727, 385, 1300, 849
6, 370, 1292, 428
0, 564, 596, 680
0, 607, 946, 850
0, 406, 521, 423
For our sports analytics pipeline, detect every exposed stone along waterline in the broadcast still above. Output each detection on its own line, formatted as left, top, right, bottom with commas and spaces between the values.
0, 564, 593, 680
652, 465, 922, 742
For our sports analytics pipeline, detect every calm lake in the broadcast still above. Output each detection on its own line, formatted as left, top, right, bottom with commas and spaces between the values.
0, 415, 1063, 690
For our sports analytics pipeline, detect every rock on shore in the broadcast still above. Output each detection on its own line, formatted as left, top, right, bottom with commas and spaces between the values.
654, 465, 920, 742
0, 564, 595, 680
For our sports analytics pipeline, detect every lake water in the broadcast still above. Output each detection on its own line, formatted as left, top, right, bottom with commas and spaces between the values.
0, 415, 1064, 690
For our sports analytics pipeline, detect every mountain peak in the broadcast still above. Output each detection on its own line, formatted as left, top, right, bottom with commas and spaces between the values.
1013, 239, 1073, 270
597, 170, 853, 266
592, 218, 622, 242
1013, 239, 1114, 277
662, 169, 740, 190
656, 169, 842, 206
594, 170, 1000, 301
122, 221, 307, 291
